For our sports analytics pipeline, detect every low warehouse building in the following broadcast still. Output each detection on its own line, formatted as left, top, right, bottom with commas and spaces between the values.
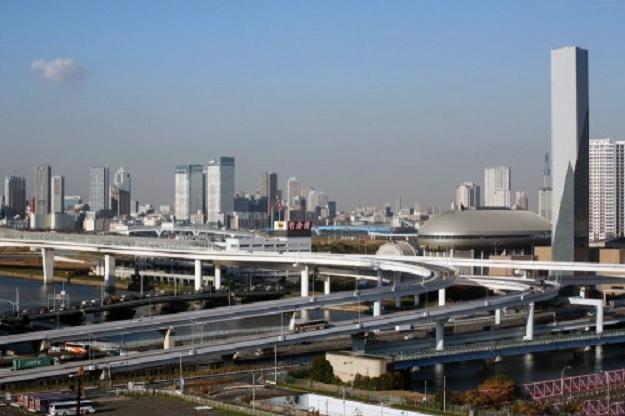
326, 351, 390, 383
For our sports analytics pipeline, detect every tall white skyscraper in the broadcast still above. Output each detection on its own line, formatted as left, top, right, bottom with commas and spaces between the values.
206, 157, 235, 225
51, 175, 65, 214
174, 165, 205, 221
455, 182, 480, 209
484, 166, 511, 207
89, 166, 109, 212
538, 152, 553, 221
551, 46, 589, 261
287, 177, 300, 209
34, 164, 51, 215
4, 176, 26, 217
589, 138, 625, 241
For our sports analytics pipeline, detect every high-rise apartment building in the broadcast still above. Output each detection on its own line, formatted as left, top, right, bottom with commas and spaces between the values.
206, 157, 235, 225
259, 172, 278, 215
89, 166, 109, 212
4, 176, 26, 217
34, 164, 51, 215
287, 177, 300, 209
51, 175, 65, 214
551, 46, 589, 261
455, 182, 481, 209
538, 152, 553, 221
589, 138, 625, 241
174, 165, 205, 221
484, 166, 511, 207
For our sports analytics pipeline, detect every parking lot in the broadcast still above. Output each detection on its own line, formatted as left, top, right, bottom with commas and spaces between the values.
0, 396, 220, 416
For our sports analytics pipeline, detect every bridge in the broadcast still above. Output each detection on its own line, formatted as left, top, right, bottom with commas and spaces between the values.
2, 229, 625, 384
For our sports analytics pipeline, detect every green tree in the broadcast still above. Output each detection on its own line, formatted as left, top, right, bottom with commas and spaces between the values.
309, 356, 335, 384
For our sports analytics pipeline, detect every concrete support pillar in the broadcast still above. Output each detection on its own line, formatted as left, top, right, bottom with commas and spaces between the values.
438, 288, 446, 307
524, 302, 535, 341
104, 254, 116, 291
414, 294, 420, 307
214, 264, 222, 290
323, 276, 331, 295
194, 259, 202, 292
597, 302, 604, 334
300, 265, 309, 297
163, 326, 175, 350
580, 286, 586, 299
395, 296, 401, 309
435, 321, 445, 351
373, 268, 382, 317
42, 248, 55, 284
495, 308, 502, 326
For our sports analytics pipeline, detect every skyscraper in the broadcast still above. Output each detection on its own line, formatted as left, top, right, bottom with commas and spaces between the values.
206, 157, 235, 225
33, 164, 51, 215
287, 177, 300, 209
589, 138, 625, 241
538, 152, 553, 221
484, 166, 511, 207
89, 166, 109, 212
174, 164, 205, 221
259, 172, 278, 215
551, 46, 589, 261
4, 176, 26, 217
455, 182, 481, 209
112, 167, 132, 217
51, 175, 65, 214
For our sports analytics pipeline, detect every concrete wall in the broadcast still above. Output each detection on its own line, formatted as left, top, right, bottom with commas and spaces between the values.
326, 352, 388, 383
488, 254, 533, 276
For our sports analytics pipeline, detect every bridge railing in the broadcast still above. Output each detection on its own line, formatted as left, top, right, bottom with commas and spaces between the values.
394, 329, 625, 363
0, 228, 216, 252
583, 400, 625, 416
524, 368, 625, 401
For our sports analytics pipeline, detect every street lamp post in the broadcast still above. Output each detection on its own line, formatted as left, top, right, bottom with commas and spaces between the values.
561, 365, 571, 401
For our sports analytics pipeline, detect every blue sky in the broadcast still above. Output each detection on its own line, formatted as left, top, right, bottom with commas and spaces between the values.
1, 1, 624, 209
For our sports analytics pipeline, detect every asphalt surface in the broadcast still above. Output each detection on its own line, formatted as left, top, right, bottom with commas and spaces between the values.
0, 397, 220, 416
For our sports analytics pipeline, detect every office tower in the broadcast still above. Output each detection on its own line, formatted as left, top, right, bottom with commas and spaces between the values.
51, 175, 65, 214
514, 191, 529, 210
307, 190, 319, 213
538, 152, 553, 221
589, 139, 625, 241
111, 167, 131, 217
89, 166, 109, 212
174, 165, 205, 221
4, 176, 26, 217
455, 182, 481, 209
34, 164, 51, 215
327, 201, 337, 219
287, 177, 300, 208
259, 172, 278, 215
484, 166, 511, 207
206, 157, 235, 225
551, 46, 589, 261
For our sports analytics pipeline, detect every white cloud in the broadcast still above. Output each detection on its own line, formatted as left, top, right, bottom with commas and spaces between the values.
31, 58, 88, 83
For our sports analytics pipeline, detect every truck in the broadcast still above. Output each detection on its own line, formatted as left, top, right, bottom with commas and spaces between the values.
12, 356, 53, 371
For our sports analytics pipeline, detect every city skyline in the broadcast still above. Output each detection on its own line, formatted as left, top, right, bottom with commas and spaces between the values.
2, 2, 625, 209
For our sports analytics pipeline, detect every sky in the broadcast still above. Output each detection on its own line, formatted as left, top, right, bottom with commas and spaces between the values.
1, 1, 625, 211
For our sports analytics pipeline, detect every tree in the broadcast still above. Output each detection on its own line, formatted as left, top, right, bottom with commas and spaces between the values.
309, 356, 335, 384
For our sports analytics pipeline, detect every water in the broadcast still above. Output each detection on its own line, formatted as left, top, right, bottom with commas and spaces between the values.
0, 275, 105, 313
410, 345, 625, 393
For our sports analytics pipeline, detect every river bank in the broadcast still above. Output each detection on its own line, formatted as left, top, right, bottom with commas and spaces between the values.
0, 267, 129, 290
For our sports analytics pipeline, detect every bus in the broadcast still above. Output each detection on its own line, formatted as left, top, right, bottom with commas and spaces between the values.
293, 319, 329, 333
48, 400, 95, 415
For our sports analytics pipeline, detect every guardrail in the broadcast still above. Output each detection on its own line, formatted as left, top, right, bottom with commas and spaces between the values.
394, 329, 625, 363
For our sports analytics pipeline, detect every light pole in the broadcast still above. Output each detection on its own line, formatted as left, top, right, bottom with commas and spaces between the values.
274, 344, 278, 384
443, 375, 446, 413
561, 365, 571, 401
